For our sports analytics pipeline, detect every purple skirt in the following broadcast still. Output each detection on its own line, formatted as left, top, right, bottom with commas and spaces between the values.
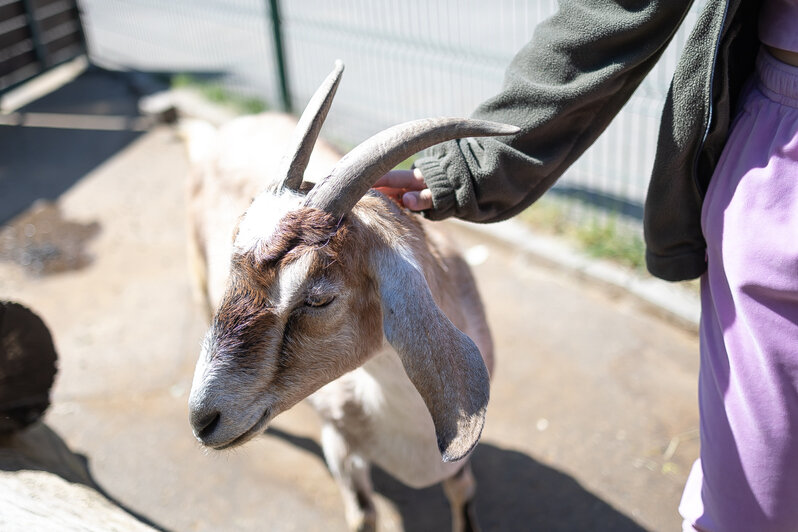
680, 49, 798, 532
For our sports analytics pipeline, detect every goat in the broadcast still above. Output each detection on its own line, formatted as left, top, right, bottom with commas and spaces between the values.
186, 62, 518, 531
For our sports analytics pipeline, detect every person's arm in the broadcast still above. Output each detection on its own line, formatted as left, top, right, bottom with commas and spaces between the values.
402, 0, 694, 222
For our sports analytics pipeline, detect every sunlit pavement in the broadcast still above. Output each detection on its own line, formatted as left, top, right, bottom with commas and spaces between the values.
0, 71, 699, 532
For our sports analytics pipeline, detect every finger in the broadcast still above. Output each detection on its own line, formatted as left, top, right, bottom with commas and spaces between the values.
373, 186, 404, 202
403, 189, 433, 211
373, 169, 426, 190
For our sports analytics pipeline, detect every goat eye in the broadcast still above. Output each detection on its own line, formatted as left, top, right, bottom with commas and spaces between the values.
304, 294, 335, 308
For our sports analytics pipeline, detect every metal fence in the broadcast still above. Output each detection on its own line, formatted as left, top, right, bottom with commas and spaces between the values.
77, 0, 704, 234
1, 0, 86, 92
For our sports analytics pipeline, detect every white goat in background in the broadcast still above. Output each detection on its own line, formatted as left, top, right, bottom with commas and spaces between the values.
185, 62, 518, 532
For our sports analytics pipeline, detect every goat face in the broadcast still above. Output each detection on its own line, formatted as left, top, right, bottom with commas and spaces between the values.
189, 202, 382, 450
187, 61, 517, 460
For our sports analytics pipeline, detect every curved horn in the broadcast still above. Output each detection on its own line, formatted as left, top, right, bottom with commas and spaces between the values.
304, 118, 519, 217
276, 60, 345, 192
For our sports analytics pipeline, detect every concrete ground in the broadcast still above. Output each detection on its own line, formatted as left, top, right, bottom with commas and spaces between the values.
0, 71, 700, 531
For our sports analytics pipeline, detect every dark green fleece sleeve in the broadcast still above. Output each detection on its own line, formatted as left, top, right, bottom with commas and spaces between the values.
414, 0, 695, 223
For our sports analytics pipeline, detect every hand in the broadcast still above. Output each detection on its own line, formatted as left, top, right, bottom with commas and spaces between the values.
372, 168, 432, 211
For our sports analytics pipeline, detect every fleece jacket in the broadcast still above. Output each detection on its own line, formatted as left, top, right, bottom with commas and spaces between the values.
414, 0, 760, 282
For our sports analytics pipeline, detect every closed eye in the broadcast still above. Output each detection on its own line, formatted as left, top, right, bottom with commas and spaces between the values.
304, 294, 335, 308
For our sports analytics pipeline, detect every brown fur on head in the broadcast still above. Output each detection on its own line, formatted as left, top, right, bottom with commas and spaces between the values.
188, 63, 512, 461
214, 206, 382, 381
189, 199, 385, 450
189, 190, 490, 461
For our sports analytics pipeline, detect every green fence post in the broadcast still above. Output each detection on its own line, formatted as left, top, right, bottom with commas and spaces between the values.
20, 0, 49, 69
267, 0, 292, 113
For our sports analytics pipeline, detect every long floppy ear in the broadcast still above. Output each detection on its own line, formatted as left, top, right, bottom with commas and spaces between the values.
372, 247, 490, 463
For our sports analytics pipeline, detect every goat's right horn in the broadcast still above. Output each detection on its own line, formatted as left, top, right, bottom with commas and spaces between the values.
275, 60, 344, 192
304, 117, 520, 218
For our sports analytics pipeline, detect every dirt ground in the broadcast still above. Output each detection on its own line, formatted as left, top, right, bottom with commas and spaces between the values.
0, 71, 700, 531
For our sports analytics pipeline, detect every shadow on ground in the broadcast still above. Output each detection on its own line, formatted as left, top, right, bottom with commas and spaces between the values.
0, 65, 197, 224
0, 422, 169, 531
0, 66, 235, 225
267, 427, 645, 532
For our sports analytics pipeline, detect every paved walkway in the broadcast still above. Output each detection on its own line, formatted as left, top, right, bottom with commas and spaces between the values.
0, 71, 699, 531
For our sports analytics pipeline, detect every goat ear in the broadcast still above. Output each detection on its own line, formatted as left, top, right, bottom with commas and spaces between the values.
373, 248, 490, 462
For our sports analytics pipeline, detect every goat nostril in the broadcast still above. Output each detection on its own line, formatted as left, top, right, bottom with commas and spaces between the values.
196, 411, 221, 440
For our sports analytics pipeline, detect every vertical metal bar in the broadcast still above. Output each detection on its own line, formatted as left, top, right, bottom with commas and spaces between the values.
267, 0, 292, 113
20, 0, 49, 69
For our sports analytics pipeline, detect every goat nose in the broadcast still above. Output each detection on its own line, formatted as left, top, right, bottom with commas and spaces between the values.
191, 409, 221, 440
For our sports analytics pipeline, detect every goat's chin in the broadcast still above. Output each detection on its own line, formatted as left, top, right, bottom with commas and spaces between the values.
210, 407, 273, 451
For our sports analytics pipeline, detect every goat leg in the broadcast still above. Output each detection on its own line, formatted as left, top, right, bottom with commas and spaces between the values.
321, 424, 377, 532
443, 462, 481, 532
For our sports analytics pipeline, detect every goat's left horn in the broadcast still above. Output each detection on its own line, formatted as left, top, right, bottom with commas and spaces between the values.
304, 117, 519, 217
276, 60, 344, 192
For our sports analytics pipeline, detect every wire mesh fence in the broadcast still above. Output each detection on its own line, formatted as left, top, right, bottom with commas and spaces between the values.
77, 0, 705, 255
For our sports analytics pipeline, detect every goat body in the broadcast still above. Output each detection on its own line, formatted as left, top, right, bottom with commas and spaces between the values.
308, 194, 495, 488
186, 62, 514, 532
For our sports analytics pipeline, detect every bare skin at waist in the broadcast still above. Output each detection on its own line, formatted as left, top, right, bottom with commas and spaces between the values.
768, 46, 798, 67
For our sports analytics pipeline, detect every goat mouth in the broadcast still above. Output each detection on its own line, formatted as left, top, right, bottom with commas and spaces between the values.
213, 407, 272, 450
